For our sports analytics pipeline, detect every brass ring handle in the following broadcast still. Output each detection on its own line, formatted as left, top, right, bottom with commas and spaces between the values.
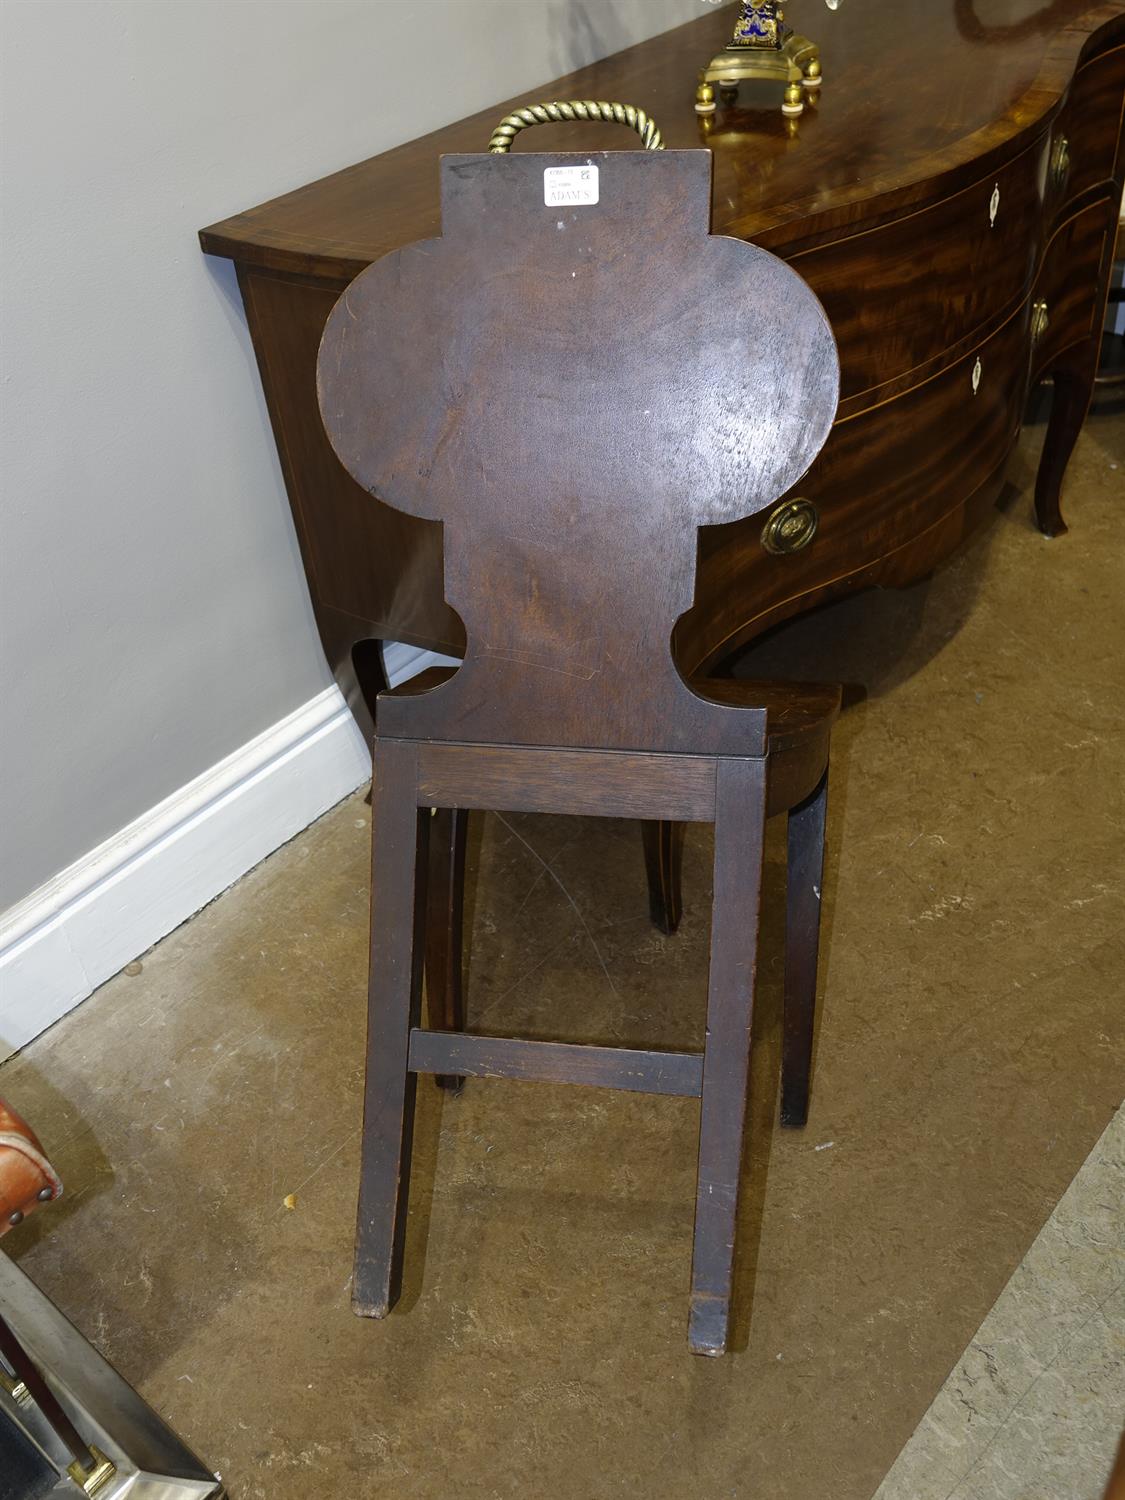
761, 498, 819, 555
1049, 134, 1070, 190
488, 100, 665, 154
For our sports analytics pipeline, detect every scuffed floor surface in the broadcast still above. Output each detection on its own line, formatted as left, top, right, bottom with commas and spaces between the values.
2, 404, 1123, 1499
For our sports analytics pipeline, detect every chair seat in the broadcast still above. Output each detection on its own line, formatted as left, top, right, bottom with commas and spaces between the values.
383, 668, 840, 816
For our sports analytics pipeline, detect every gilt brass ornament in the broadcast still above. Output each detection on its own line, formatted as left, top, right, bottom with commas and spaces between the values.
696, 2, 823, 120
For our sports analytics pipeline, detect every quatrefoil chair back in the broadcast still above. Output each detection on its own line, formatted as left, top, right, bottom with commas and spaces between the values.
317, 147, 840, 1356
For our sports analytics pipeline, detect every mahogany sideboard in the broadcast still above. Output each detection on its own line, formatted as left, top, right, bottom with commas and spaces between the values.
200, 0, 1124, 924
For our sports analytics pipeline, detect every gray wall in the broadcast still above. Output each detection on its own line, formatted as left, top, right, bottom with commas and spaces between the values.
0, 0, 700, 911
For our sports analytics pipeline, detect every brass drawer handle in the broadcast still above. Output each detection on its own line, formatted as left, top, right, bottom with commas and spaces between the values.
1049, 134, 1070, 191
1031, 299, 1050, 347
761, 498, 818, 555
488, 100, 664, 154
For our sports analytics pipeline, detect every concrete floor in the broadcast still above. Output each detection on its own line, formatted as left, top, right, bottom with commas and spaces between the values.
875, 1104, 1124, 1500
2, 400, 1123, 1499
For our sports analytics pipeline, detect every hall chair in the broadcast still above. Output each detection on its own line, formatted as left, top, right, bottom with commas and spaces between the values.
317, 137, 840, 1356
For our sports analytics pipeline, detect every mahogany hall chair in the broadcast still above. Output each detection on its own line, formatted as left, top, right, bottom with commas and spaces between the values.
317, 146, 840, 1356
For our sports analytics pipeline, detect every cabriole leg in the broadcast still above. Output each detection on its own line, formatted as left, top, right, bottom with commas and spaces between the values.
1035, 356, 1096, 537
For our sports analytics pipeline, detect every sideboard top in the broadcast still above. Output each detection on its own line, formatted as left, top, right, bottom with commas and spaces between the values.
200, 0, 1124, 280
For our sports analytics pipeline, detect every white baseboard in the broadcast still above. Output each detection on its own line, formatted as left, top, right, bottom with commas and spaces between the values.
381, 640, 460, 687
0, 685, 372, 1062
0, 645, 460, 1061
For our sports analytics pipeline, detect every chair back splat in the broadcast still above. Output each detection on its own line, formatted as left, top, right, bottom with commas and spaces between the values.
318, 150, 838, 756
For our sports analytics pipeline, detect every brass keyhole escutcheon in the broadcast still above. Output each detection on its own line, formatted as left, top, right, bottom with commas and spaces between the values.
1049, 134, 1070, 190
1031, 298, 1050, 347
761, 497, 818, 555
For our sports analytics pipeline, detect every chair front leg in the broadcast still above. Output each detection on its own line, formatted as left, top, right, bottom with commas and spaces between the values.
781, 764, 829, 1129
689, 756, 768, 1356
353, 738, 429, 1319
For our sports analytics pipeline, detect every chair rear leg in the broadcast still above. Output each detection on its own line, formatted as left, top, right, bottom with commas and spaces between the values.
642, 820, 685, 935
781, 765, 828, 1130
426, 806, 468, 1091
689, 757, 767, 1356
353, 738, 429, 1319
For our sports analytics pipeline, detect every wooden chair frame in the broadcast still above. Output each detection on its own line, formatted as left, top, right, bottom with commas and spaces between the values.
318, 147, 840, 1354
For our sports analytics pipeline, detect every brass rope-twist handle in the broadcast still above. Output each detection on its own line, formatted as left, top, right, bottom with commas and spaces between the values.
488, 99, 664, 154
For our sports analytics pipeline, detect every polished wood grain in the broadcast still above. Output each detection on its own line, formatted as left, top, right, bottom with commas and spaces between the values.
321, 149, 841, 1354
202, 3, 1122, 275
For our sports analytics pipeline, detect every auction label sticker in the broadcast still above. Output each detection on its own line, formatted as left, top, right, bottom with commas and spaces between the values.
543, 164, 599, 206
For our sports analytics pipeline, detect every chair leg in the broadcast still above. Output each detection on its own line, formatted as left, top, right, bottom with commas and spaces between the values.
641, 819, 685, 934
689, 756, 767, 1356
425, 807, 468, 1091
781, 765, 829, 1130
353, 738, 429, 1319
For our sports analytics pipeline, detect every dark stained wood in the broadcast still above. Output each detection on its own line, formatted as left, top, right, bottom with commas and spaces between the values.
642, 819, 685, 935
425, 807, 467, 1091
1035, 356, 1100, 535
1048, 40, 1125, 215
407, 1030, 705, 1097
233, 266, 460, 665
689, 755, 768, 1357
788, 137, 1046, 400
397, 670, 839, 817
781, 768, 829, 1131
1032, 198, 1115, 379
319, 151, 836, 758
321, 149, 840, 1354
415, 740, 722, 822
352, 737, 429, 1320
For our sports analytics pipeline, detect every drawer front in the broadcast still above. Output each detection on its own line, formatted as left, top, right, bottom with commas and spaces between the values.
1047, 43, 1125, 219
685, 311, 1029, 668
791, 142, 1044, 400
795, 312, 1027, 564
1030, 198, 1115, 375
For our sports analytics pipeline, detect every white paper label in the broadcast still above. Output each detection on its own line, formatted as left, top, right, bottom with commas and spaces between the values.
543, 164, 599, 206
